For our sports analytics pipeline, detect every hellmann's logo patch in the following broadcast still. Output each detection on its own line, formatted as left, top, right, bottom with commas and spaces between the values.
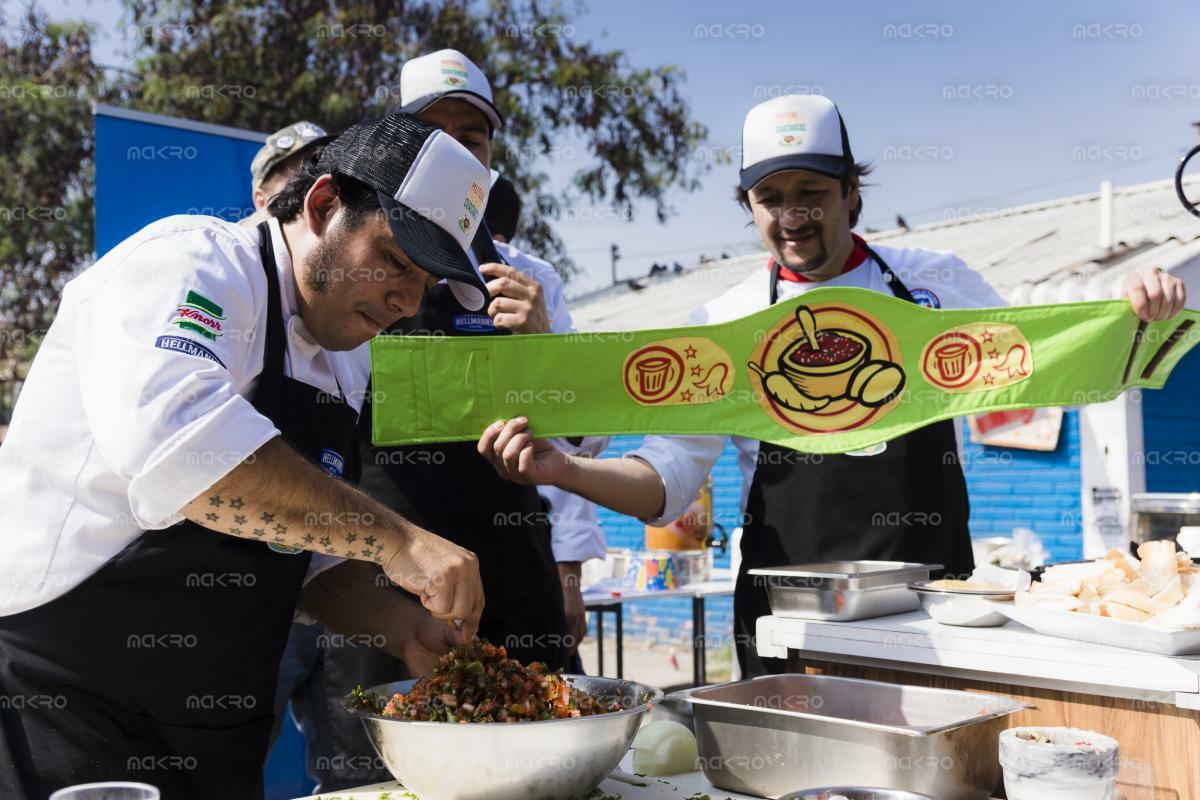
173, 291, 225, 340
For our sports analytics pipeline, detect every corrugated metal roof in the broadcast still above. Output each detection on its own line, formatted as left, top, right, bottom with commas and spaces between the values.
569, 175, 1200, 331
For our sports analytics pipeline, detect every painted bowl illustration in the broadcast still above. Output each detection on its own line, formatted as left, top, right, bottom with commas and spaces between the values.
779, 328, 871, 399
751, 307, 906, 412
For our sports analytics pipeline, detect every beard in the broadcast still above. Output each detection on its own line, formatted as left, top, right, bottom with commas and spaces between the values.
302, 224, 347, 293
778, 223, 828, 272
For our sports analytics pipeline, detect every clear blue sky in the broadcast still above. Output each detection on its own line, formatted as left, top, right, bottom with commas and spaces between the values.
13, 0, 1200, 296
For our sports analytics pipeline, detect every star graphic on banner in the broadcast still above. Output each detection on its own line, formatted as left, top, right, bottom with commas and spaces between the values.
691, 365, 703, 377
684, 346, 697, 359
987, 348, 1001, 360
982, 330, 994, 343
680, 389, 694, 402
983, 374, 995, 385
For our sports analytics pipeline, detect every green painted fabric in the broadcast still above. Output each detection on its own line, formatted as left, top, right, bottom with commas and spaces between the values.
370, 287, 1200, 454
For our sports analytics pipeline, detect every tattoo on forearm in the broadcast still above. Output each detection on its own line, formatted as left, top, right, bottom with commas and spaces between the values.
191, 493, 391, 567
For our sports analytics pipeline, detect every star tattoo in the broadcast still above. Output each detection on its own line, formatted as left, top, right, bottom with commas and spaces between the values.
260, 512, 275, 523
302, 534, 315, 544
208, 497, 223, 507
273, 523, 288, 535
252, 528, 266, 537
229, 498, 244, 510
205, 512, 219, 522
233, 515, 246, 525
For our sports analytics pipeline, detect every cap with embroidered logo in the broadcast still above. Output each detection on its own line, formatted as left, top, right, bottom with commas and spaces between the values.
397, 48, 503, 132
323, 113, 492, 311
739, 95, 854, 191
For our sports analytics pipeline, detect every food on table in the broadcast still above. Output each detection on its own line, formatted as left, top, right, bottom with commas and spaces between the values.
926, 578, 1006, 591
1015, 541, 1200, 629
630, 719, 699, 776
349, 640, 622, 723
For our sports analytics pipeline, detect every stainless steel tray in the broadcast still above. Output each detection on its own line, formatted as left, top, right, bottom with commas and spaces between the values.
750, 561, 940, 621
669, 674, 1023, 800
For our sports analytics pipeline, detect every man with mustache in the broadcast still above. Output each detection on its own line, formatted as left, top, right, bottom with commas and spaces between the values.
478, 94, 1188, 677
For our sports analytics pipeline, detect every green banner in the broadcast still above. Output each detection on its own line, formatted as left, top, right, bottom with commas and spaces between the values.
371, 287, 1200, 454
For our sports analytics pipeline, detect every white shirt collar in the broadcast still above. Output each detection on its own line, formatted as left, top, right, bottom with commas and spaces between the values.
266, 217, 323, 357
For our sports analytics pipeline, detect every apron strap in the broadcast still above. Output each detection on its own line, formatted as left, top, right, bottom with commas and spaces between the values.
255, 220, 289, 381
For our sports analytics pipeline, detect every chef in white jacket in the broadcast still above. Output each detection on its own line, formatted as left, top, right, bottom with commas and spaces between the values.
478, 94, 1189, 677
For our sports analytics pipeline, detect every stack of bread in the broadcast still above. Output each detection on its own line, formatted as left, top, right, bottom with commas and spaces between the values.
1015, 540, 1200, 629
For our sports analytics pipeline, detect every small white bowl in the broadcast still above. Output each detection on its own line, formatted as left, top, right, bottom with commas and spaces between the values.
908, 581, 1014, 627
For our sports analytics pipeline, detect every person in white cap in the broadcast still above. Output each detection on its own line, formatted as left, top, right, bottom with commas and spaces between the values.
477, 93, 1189, 678
0, 112, 490, 799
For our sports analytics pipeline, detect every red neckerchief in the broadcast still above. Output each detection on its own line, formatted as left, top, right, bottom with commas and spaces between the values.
769, 234, 869, 283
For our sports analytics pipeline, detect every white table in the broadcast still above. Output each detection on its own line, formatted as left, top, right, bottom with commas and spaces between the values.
583, 569, 735, 685
756, 611, 1197, 798
756, 611, 1200, 708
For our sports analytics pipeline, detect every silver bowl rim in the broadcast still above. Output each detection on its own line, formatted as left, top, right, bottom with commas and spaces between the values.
908, 580, 1015, 599
781, 788, 934, 800
343, 674, 664, 728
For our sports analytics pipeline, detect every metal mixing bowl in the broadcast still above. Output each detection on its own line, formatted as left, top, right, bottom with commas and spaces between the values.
344, 675, 663, 800
783, 790, 935, 800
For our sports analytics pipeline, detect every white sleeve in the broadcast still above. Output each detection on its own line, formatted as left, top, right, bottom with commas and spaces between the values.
625, 435, 725, 526
75, 227, 279, 530
539, 436, 611, 562
540, 484, 607, 562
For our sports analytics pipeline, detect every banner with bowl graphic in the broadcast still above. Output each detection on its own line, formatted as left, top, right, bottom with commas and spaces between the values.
370, 287, 1200, 454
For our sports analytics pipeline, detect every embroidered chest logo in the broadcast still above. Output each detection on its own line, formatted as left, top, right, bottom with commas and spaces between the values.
748, 303, 905, 434
173, 291, 226, 340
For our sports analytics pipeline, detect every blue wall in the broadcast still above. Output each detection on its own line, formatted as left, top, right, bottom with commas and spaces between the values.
95, 111, 261, 256
1141, 346, 1200, 493
958, 413, 1084, 563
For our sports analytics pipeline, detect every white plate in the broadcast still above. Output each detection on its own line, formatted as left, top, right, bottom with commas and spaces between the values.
993, 603, 1200, 656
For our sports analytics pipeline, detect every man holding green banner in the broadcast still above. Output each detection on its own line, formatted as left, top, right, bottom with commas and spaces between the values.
468, 94, 1191, 676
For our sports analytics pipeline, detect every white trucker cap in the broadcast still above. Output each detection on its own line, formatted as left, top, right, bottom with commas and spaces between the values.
324, 113, 492, 311
399, 48, 503, 132
739, 94, 855, 191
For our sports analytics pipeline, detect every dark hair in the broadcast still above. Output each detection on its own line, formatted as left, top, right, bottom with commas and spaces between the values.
268, 147, 381, 230
484, 175, 522, 241
735, 161, 874, 228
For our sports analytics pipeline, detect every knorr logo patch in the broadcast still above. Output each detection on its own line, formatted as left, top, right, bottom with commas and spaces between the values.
173, 290, 225, 340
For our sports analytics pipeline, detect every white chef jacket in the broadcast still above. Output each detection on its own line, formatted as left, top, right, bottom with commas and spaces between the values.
627, 243, 1007, 526
0, 216, 367, 617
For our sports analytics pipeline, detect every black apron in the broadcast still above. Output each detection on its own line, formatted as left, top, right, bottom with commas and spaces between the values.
0, 221, 361, 799
358, 227, 569, 669
736, 246, 973, 676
